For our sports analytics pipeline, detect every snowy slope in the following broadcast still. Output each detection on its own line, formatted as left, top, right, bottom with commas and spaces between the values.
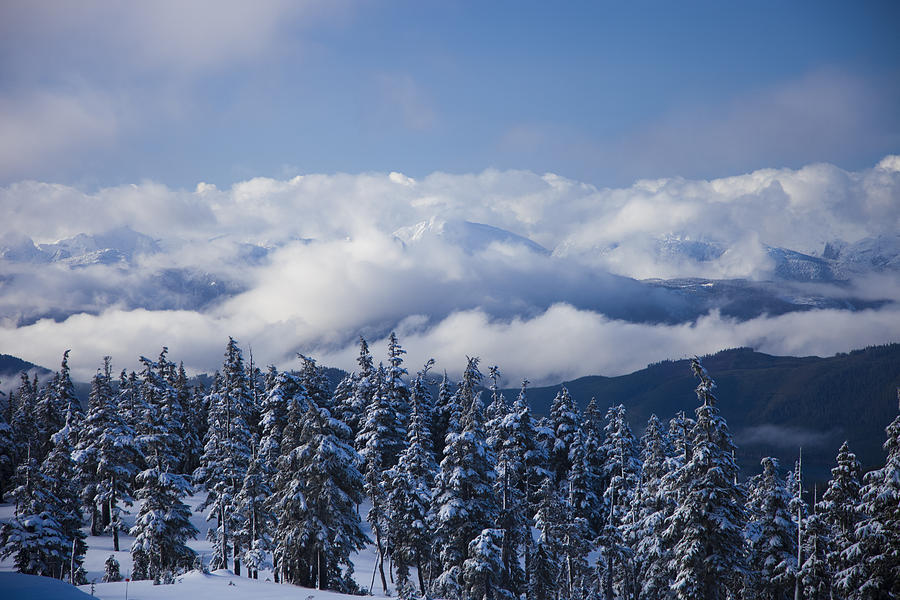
0, 572, 95, 600
1, 495, 393, 600
84, 570, 369, 600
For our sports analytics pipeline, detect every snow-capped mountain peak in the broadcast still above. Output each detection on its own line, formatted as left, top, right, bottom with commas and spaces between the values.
393, 217, 549, 255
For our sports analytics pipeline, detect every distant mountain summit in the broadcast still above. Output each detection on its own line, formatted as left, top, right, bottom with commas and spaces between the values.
0, 226, 160, 267
394, 217, 549, 255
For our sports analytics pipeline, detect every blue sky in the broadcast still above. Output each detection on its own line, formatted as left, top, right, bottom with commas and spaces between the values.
2, 0, 898, 189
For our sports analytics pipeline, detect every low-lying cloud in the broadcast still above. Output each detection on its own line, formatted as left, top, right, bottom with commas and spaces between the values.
1, 157, 898, 382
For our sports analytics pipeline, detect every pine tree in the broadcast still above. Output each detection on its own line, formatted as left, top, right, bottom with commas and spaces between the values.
271, 397, 368, 590
1, 409, 86, 582
579, 397, 607, 533
532, 479, 566, 597
485, 365, 509, 455
490, 378, 537, 597
548, 386, 579, 482
235, 442, 273, 579
527, 542, 558, 600
270, 378, 312, 585
96, 374, 139, 554
800, 496, 832, 600
103, 554, 122, 582
34, 371, 65, 461
259, 369, 301, 470
744, 457, 797, 600
130, 466, 198, 581
174, 362, 202, 474
463, 528, 513, 600
386, 362, 437, 594
297, 353, 331, 411
340, 337, 377, 441
74, 357, 139, 549
384, 332, 411, 462
600, 403, 641, 599
632, 414, 678, 600
356, 365, 397, 594
194, 338, 255, 575
821, 441, 862, 598
0, 388, 14, 501
567, 427, 602, 545
432, 371, 455, 466
430, 357, 497, 599
118, 369, 140, 435
668, 410, 695, 467
664, 358, 746, 600
841, 400, 900, 599
11, 373, 39, 479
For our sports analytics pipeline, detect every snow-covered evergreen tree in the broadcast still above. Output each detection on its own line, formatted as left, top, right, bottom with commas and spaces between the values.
384, 332, 411, 460
632, 414, 678, 600
567, 427, 602, 544
548, 386, 579, 482
34, 364, 68, 461
820, 441, 862, 597
532, 478, 566, 597
490, 378, 536, 597
0, 390, 14, 501
744, 457, 797, 600
800, 498, 832, 600
386, 362, 437, 594
11, 373, 39, 478
431, 357, 497, 599
104, 554, 122, 582
259, 369, 302, 470
463, 528, 513, 600
130, 466, 197, 581
270, 378, 310, 585
664, 358, 746, 600
235, 442, 273, 579
668, 410, 695, 468
527, 541, 558, 600
432, 370, 455, 466
1, 408, 86, 582
297, 353, 331, 411
194, 338, 255, 575
174, 362, 203, 474
74, 358, 139, 550
271, 397, 368, 590
357, 365, 398, 594
340, 337, 377, 441
840, 402, 900, 599
485, 365, 509, 454
599, 403, 641, 599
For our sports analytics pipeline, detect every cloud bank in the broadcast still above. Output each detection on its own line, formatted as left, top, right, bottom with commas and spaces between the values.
1, 157, 899, 382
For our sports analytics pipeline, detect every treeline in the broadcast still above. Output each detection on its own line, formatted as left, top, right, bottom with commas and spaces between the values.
0, 335, 898, 600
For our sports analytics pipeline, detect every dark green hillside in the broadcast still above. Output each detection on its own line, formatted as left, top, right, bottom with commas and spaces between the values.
512, 345, 900, 484
0, 354, 51, 379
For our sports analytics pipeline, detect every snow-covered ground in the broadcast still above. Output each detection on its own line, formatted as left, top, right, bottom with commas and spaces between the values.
0, 495, 395, 600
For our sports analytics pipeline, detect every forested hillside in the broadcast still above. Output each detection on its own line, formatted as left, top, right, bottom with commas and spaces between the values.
517, 345, 900, 482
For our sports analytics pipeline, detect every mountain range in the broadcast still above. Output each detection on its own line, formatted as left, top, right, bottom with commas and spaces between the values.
2, 222, 898, 328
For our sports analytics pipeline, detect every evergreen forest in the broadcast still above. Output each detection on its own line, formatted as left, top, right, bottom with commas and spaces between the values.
0, 335, 898, 600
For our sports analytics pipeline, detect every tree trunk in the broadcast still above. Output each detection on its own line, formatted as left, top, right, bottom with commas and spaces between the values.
90, 503, 100, 536
416, 554, 425, 594
234, 540, 241, 576
374, 526, 388, 594
220, 505, 228, 570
